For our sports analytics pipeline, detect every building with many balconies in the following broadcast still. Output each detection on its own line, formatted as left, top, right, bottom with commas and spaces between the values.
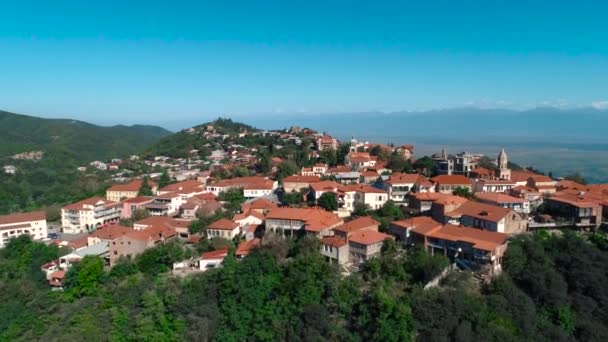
61, 197, 122, 233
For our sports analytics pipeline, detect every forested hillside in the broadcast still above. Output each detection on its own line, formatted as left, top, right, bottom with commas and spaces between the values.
144, 118, 258, 158
0, 110, 171, 161
2, 231, 607, 341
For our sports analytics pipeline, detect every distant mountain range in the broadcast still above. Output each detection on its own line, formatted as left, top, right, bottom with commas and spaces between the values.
237, 107, 608, 143
0, 110, 172, 162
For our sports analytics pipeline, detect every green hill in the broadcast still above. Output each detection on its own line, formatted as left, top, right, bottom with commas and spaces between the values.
0, 110, 172, 162
145, 117, 258, 158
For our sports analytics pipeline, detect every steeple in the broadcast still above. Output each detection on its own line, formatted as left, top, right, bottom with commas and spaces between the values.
495, 148, 511, 180
498, 148, 508, 170
441, 147, 448, 160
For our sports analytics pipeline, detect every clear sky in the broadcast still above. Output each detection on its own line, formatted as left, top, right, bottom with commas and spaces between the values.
1, 0, 607, 129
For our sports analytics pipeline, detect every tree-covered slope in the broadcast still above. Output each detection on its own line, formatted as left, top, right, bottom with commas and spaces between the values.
144, 117, 259, 158
0, 110, 172, 162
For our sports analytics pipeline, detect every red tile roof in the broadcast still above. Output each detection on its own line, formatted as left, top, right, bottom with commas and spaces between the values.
207, 218, 239, 231
0, 211, 45, 225
123, 196, 154, 204
266, 208, 343, 232
348, 230, 393, 245
63, 197, 119, 211
476, 192, 525, 204
447, 201, 513, 223
283, 175, 321, 183
334, 216, 379, 234
425, 224, 508, 252
236, 238, 261, 257
320, 235, 347, 248
391, 216, 443, 234
108, 179, 157, 192
210, 176, 274, 189
160, 180, 204, 193
528, 175, 554, 183
431, 175, 472, 185
91, 225, 133, 240
385, 172, 422, 185
201, 248, 229, 260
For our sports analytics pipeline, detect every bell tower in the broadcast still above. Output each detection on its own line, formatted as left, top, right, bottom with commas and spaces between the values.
496, 148, 511, 180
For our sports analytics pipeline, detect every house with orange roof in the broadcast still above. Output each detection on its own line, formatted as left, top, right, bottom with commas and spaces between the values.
207, 218, 241, 239
233, 210, 265, 227
359, 170, 380, 184
141, 191, 184, 217
409, 192, 444, 213
320, 236, 349, 264
0, 211, 47, 248
526, 175, 556, 194
282, 175, 321, 193
472, 179, 516, 193
346, 152, 377, 171
409, 224, 509, 272
333, 216, 379, 240
198, 248, 229, 271
387, 216, 443, 242
380, 172, 426, 203
179, 194, 222, 219
544, 191, 603, 229
430, 195, 469, 223
510, 170, 539, 185
395, 144, 414, 160
310, 180, 342, 201
235, 238, 261, 258
351, 184, 389, 210
475, 192, 530, 214
444, 200, 527, 234
88, 224, 133, 246
241, 197, 278, 215
133, 216, 191, 238
61, 197, 122, 233
265, 207, 343, 237
316, 134, 338, 151
509, 185, 543, 207
106, 179, 158, 202
206, 176, 278, 197
121, 196, 155, 219
431, 175, 472, 194
312, 163, 328, 176
157, 180, 206, 198
109, 221, 177, 266
348, 230, 393, 264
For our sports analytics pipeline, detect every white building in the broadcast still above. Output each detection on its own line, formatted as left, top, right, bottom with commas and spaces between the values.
0, 211, 47, 248
3, 165, 17, 175
61, 197, 122, 233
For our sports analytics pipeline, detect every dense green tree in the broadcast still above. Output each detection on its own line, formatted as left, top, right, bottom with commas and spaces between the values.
282, 191, 304, 206
64, 255, 105, 298
387, 153, 414, 173
564, 172, 587, 185
318, 192, 338, 211
413, 156, 436, 176
138, 176, 154, 196
319, 149, 338, 166
158, 170, 171, 188
453, 186, 474, 199
276, 160, 299, 180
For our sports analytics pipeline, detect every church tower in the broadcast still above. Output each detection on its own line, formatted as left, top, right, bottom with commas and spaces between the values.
441, 147, 448, 160
496, 148, 511, 180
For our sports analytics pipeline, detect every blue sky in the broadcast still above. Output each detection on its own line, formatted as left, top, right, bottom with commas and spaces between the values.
1, 0, 607, 129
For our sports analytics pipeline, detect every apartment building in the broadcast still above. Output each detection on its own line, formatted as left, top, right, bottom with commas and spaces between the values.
62, 197, 122, 233
0, 211, 47, 248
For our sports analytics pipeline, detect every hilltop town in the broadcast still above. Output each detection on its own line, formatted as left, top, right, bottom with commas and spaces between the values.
2, 118, 606, 287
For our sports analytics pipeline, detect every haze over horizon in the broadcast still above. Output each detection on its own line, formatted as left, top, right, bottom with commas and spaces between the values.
1, 1, 608, 127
